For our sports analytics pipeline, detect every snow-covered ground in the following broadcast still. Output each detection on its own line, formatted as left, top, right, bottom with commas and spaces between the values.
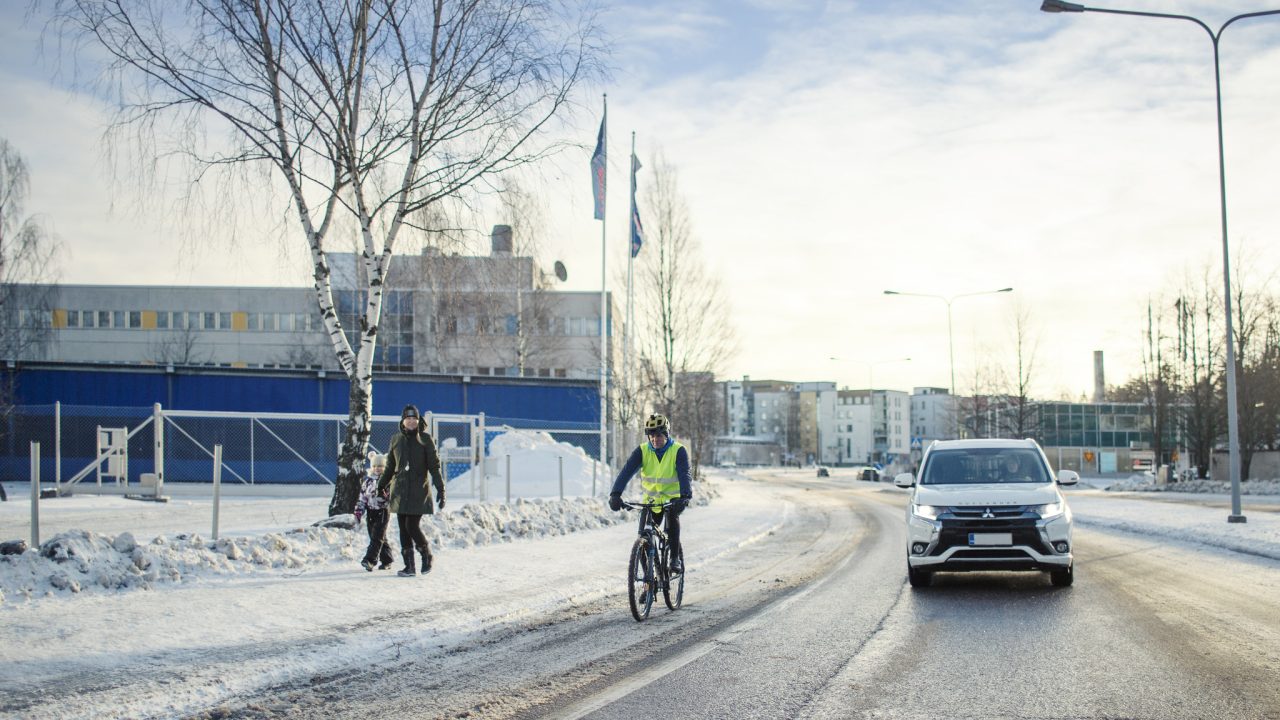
2, 455, 1279, 719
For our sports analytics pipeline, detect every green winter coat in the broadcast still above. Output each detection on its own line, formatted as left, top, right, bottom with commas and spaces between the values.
379, 429, 445, 515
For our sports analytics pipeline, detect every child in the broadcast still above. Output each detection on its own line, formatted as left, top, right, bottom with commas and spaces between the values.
355, 451, 395, 571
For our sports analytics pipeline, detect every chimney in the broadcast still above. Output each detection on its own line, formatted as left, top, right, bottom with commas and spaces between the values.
1093, 350, 1105, 402
491, 224, 513, 255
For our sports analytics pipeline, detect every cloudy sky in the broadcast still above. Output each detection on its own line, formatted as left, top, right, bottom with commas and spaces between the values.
4, 0, 1280, 399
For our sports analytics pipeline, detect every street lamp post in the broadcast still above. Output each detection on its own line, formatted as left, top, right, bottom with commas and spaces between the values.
1040, 0, 1278, 524
883, 288, 1013, 438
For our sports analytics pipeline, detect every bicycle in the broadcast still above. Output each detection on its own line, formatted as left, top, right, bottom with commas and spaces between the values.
622, 500, 684, 621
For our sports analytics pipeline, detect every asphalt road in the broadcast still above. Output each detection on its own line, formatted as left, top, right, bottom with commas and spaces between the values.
212, 475, 1280, 720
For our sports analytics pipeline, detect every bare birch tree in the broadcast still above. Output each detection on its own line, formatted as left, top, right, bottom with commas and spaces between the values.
52, 0, 603, 514
0, 139, 61, 414
1172, 270, 1222, 479
996, 300, 1041, 440
632, 151, 735, 473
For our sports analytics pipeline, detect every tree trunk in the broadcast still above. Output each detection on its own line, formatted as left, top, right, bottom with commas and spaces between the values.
328, 374, 372, 515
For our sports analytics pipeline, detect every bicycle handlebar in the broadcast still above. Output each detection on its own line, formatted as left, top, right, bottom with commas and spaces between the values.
620, 500, 677, 510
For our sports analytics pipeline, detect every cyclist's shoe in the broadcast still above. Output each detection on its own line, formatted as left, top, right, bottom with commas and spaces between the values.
360, 559, 375, 572
669, 557, 684, 575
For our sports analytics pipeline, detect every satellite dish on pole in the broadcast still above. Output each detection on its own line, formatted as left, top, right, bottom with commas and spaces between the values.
554, 261, 567, 282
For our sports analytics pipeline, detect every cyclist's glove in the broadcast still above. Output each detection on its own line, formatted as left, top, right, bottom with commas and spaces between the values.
608, 493, 623, 512
671, 497, 689, 511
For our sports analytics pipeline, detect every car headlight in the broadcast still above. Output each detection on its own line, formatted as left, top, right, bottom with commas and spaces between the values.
911, 504, 940, 520
1032, 501, 1064, 520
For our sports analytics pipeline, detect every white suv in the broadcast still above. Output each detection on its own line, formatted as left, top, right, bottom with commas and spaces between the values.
895, 439, 1078, 588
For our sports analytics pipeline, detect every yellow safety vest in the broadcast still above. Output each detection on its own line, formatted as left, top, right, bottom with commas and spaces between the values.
640, 440, 684, 512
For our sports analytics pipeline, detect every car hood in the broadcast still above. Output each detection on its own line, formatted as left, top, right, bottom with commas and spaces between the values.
914, 483, 1061, 507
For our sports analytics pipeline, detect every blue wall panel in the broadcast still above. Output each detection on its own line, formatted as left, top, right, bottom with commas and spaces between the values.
8, 366, 598, 422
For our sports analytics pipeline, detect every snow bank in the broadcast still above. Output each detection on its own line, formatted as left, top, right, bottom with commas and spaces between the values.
1105, 477, 1280, 494
0, 497, 640, 606
1070, 494, 1280, 561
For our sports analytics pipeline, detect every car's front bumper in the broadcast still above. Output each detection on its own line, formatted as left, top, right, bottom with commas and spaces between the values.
905, 512, 1073, 572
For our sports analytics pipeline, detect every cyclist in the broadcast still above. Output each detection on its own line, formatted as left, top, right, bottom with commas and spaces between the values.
608, 413, 693, 574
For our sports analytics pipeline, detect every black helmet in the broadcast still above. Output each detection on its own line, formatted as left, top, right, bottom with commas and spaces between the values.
644, 413, 669, 435
401, 404, 420, 420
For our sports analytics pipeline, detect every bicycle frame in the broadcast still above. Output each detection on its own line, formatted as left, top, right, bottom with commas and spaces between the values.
622, 500, 683, 620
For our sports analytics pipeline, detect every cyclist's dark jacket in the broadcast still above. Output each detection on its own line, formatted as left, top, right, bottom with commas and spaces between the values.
611, 439, 692, 501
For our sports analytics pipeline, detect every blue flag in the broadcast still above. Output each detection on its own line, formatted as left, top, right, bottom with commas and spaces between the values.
630, 153, 644, 257
591, 115, 606, 220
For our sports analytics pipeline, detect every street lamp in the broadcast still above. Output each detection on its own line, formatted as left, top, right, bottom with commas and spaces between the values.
1039, 1, 1279, 524
883, 288, 1013, 438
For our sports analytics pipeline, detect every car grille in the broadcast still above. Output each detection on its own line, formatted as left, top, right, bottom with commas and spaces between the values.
945, 505, 1028, 519
930, 507, 1051, 556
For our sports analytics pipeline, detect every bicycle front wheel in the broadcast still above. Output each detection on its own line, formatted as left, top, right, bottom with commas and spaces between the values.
628, 537, 653, 621
663, 545, 684, 611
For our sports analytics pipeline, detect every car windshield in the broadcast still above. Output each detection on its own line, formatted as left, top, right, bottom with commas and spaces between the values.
919, 448, 1050, 485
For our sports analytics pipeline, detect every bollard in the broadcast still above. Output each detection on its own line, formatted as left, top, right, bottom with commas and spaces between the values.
506, 454, 511, 505
212, 444, 223, 541
559, 455, 564, 500
54, 402, 62, 495
30, 442, 40, 548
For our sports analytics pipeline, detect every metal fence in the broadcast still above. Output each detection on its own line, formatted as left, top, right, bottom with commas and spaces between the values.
3, 403, 605, 494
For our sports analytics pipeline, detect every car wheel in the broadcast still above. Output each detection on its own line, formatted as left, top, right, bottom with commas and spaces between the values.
907, 564, 932, 588
1050, 565, 1074, 587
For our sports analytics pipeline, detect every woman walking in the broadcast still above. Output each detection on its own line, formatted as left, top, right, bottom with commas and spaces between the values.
379, 404, 446, 577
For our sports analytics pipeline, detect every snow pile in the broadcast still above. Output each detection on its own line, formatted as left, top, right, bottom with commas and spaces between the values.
1105, 476, 1280, 495
0, 497, 642, 606
0, 491, 721, 606
452, 429, 610, 498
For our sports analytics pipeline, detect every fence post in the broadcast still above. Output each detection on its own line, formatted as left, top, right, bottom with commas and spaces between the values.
153, 403, 165, 486
30, 442, 40, 548
476, 413, 486, 501
212, 444, 223, 541
505, 454, 511, 505
54, 401, 62, 495
250, 417, 255, 485
559, 455, 564, 501
592, 444, 598, 498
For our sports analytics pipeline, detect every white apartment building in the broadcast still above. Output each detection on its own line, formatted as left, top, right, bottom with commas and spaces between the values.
910, 386, 956, 452
834, 390, 874, 465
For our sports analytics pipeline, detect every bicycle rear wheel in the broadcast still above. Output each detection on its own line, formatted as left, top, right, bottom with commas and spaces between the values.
663, 545, 684, 611
628, 537, 653, 621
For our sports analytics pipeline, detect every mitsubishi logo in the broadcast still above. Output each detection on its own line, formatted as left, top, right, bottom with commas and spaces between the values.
981, 508, 995, 519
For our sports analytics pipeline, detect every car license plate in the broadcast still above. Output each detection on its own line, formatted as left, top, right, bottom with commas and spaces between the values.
969, 532, 1013, 546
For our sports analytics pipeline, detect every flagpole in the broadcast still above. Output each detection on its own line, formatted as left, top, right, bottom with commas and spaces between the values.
625, 131, 636, 455
597, 95, 609, 485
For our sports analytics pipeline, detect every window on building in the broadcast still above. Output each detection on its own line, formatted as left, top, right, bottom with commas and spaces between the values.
129, 311, 142, 328
247, 312, 259, 330
219, 312, 231, 330
203, 312, 216, 330
555, 368, 567, 378
156, 311, 168, 329
112, 310, 124, 328
295, 313, 309, 332
66, 310, 80, 328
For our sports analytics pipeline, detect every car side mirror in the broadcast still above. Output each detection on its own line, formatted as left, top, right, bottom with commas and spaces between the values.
1057, 469, 1079, 486
894, 472, 915, 488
